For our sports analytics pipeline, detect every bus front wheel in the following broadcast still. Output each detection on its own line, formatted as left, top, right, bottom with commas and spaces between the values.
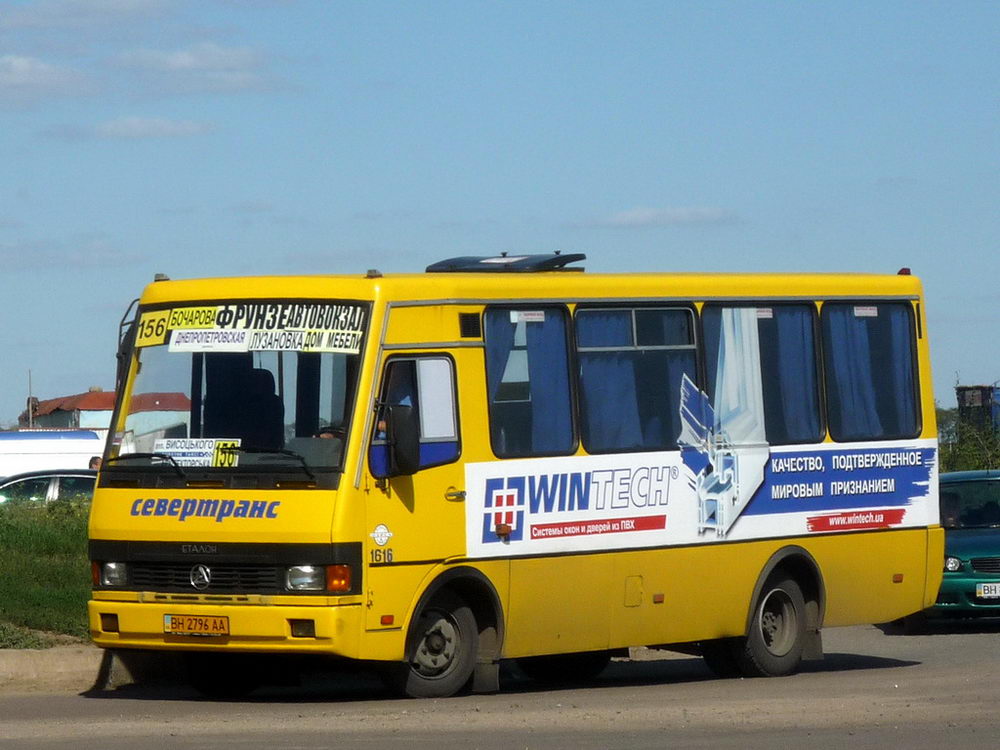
736, 573, 806, 677
386, 590, 478, 698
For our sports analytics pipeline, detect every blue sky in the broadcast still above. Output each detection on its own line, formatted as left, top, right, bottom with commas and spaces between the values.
1, 0, 997, 424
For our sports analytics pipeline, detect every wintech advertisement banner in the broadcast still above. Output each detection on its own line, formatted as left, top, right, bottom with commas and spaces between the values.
464, 440, 938, 559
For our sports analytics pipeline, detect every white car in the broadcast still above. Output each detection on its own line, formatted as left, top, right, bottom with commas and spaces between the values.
0, 469, 97, 504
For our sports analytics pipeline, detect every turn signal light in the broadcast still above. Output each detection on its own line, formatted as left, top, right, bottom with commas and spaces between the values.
326, 564, 352, 592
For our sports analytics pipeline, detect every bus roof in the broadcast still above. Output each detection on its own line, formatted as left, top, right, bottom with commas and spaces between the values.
138, 267, 925, 306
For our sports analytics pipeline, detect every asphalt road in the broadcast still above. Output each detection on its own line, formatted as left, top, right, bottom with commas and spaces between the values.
2, 621, 1000, 749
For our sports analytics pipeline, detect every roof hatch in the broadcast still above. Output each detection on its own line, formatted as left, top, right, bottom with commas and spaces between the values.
425, 252, 586, 273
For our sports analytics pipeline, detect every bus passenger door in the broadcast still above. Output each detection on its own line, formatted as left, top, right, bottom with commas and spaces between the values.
363, 355, 467, 634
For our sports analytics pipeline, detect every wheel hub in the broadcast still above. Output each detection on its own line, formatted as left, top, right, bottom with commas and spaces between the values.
759, 589, 796, 657
412, 614, 458, 676
426, 631, 447, 654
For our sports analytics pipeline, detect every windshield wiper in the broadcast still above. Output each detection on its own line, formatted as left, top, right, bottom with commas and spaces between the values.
221, 446, 316, 481
105, 452, 187, 478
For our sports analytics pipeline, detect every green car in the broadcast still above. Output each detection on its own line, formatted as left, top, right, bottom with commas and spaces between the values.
931, 470, 1000, 619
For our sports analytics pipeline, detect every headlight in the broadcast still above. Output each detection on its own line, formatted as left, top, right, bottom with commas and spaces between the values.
101, 562, 129, 586
286, 565, 325, 591
944, 556, 962, 572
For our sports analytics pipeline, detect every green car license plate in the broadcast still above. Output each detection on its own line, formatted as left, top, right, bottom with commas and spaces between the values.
976, 583, 1000, 598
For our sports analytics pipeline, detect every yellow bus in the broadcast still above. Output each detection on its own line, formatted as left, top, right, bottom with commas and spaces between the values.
89, 254, 943, 697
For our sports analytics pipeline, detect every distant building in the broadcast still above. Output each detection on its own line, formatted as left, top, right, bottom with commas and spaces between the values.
956, 384, 1000, 434
20, 387, 115, 438
18, 387, 190, 441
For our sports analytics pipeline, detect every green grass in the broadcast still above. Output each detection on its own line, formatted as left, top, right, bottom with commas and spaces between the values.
0, 499, 91, 647
0, 622, 61, 649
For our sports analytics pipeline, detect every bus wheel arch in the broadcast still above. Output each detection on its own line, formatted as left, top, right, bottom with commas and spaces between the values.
393, 567, 505, 697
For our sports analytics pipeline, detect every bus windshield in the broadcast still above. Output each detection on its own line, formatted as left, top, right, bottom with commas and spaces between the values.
111, 300, 368, 476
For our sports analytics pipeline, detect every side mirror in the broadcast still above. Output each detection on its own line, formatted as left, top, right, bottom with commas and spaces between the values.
386, 404, 420, 476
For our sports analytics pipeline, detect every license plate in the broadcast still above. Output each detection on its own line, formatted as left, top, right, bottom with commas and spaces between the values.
976, 583, 1000, 598
164, 614, 230, 636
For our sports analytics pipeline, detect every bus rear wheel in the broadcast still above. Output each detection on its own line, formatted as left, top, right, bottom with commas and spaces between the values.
386, 590, 478, 698
736, 574, 806, 677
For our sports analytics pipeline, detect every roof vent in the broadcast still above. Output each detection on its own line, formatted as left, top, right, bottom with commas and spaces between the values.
426, 252, 586, 273
427, 250, 587, 273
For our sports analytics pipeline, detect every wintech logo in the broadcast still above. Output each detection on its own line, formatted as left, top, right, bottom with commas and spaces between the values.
479, 465, 675, 544
481, 472, 593, 544
482, 477, 526, 543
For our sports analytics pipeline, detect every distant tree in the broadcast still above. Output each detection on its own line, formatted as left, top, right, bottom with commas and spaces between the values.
936, 405, 958, 446
939, 407, 1000, 472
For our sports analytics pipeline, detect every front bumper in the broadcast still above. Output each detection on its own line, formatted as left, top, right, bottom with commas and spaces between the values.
928, 573, 1000, 617
88, 596, 368, 656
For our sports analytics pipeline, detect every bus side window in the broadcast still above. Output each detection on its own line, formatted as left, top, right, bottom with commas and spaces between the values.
484, 307, 574, 458
821, 302, 919, 441
369, 357, 460, 477
576, 307, 697, 452
703, 304, 824, 446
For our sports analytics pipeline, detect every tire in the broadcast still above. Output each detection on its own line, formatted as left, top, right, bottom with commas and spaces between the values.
516, 650, 611, 684
735, 574, 807, 677
700, 638, 742, 678
186, 653, 262, 699
385, 590, 478, 698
